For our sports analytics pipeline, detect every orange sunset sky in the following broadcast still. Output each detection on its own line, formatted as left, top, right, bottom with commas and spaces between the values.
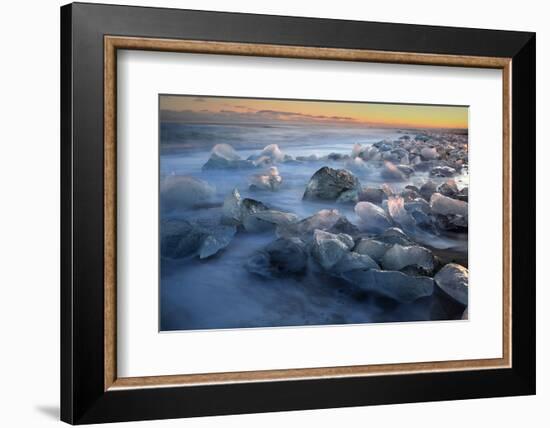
160, 95, 468, 129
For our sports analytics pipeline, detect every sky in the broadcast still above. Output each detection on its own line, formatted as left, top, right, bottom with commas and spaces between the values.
160, 95, 468, 129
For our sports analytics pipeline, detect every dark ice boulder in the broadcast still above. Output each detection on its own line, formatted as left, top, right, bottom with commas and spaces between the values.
245, 237, 308, 278
429, 286, 466, 320
376, 227, 416, 246
342, 269, 434, 302
419, 180, 438, 201
354, 201, 392, 233
456, 187, 469, 202
434, 263, 468, 306
437, 179, 459, 198
336, 189, 361, 204
327, 216, 360, 236
401, 187, 421, 202
303, 166, 361, 201
243, 210, 299, 233
311, 229, 354, 270
265, 237, 308, 272
160, 175, 215, 211
434, 213, 468, 232
241, 198, 269, 214
202, 143, 254, 170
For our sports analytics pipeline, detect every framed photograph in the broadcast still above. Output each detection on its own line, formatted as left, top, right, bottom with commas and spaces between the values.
60, 2, 535, 424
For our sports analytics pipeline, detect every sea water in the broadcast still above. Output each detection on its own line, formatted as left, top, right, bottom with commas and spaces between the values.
159, 123, 465, 331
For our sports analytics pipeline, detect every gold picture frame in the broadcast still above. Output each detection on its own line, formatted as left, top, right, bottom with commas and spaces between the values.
103, 35, 512, 391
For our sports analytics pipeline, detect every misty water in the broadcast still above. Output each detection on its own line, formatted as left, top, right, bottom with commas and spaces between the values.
159, 123, 467, 331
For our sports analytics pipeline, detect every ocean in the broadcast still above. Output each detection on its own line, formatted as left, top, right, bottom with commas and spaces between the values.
159, 122, 467, 331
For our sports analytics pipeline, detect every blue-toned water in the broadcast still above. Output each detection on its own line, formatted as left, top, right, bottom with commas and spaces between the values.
159, 123, 465, 331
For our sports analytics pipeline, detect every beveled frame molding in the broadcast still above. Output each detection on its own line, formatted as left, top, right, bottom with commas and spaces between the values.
104, 35, 512, 392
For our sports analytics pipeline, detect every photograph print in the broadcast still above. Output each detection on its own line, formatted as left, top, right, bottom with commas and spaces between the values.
159, 95, 469, 331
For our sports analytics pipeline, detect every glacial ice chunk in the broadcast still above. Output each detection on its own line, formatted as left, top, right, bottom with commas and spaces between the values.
220, 188, 269, 226
311, 229, 354, 270
430, 193, 468, 218
354, 202, 392, 233
202, 143, 255, 170
160, 219, 236, 260
387, 196, 416, 234
249, 166, 283, 191
259, 144, 285, 162
243, 210, 299, 233
376, 227, 415, 246
351, 143, 364, 158
199, 225, 237, 259
381, 161, 406, 181
380, 244, 435, 274
160, 175, 215, 211
221, 188, 243, 225
419, 180, 437, 201
359, 187, 387, 204
277, 209, 342, 238
353, 238, 391, 261
434, 263, 468, 306
331, 251, 380, 273
420, 147, 439, 160
437, 179, 459, 198
342, 269, 434, 302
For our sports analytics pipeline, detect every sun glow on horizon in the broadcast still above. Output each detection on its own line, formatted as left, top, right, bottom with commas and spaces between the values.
160, 95, 468, 130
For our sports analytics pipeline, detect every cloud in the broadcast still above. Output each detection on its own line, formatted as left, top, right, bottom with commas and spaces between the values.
160, 107, 361, 125
254, 109, 356, 122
